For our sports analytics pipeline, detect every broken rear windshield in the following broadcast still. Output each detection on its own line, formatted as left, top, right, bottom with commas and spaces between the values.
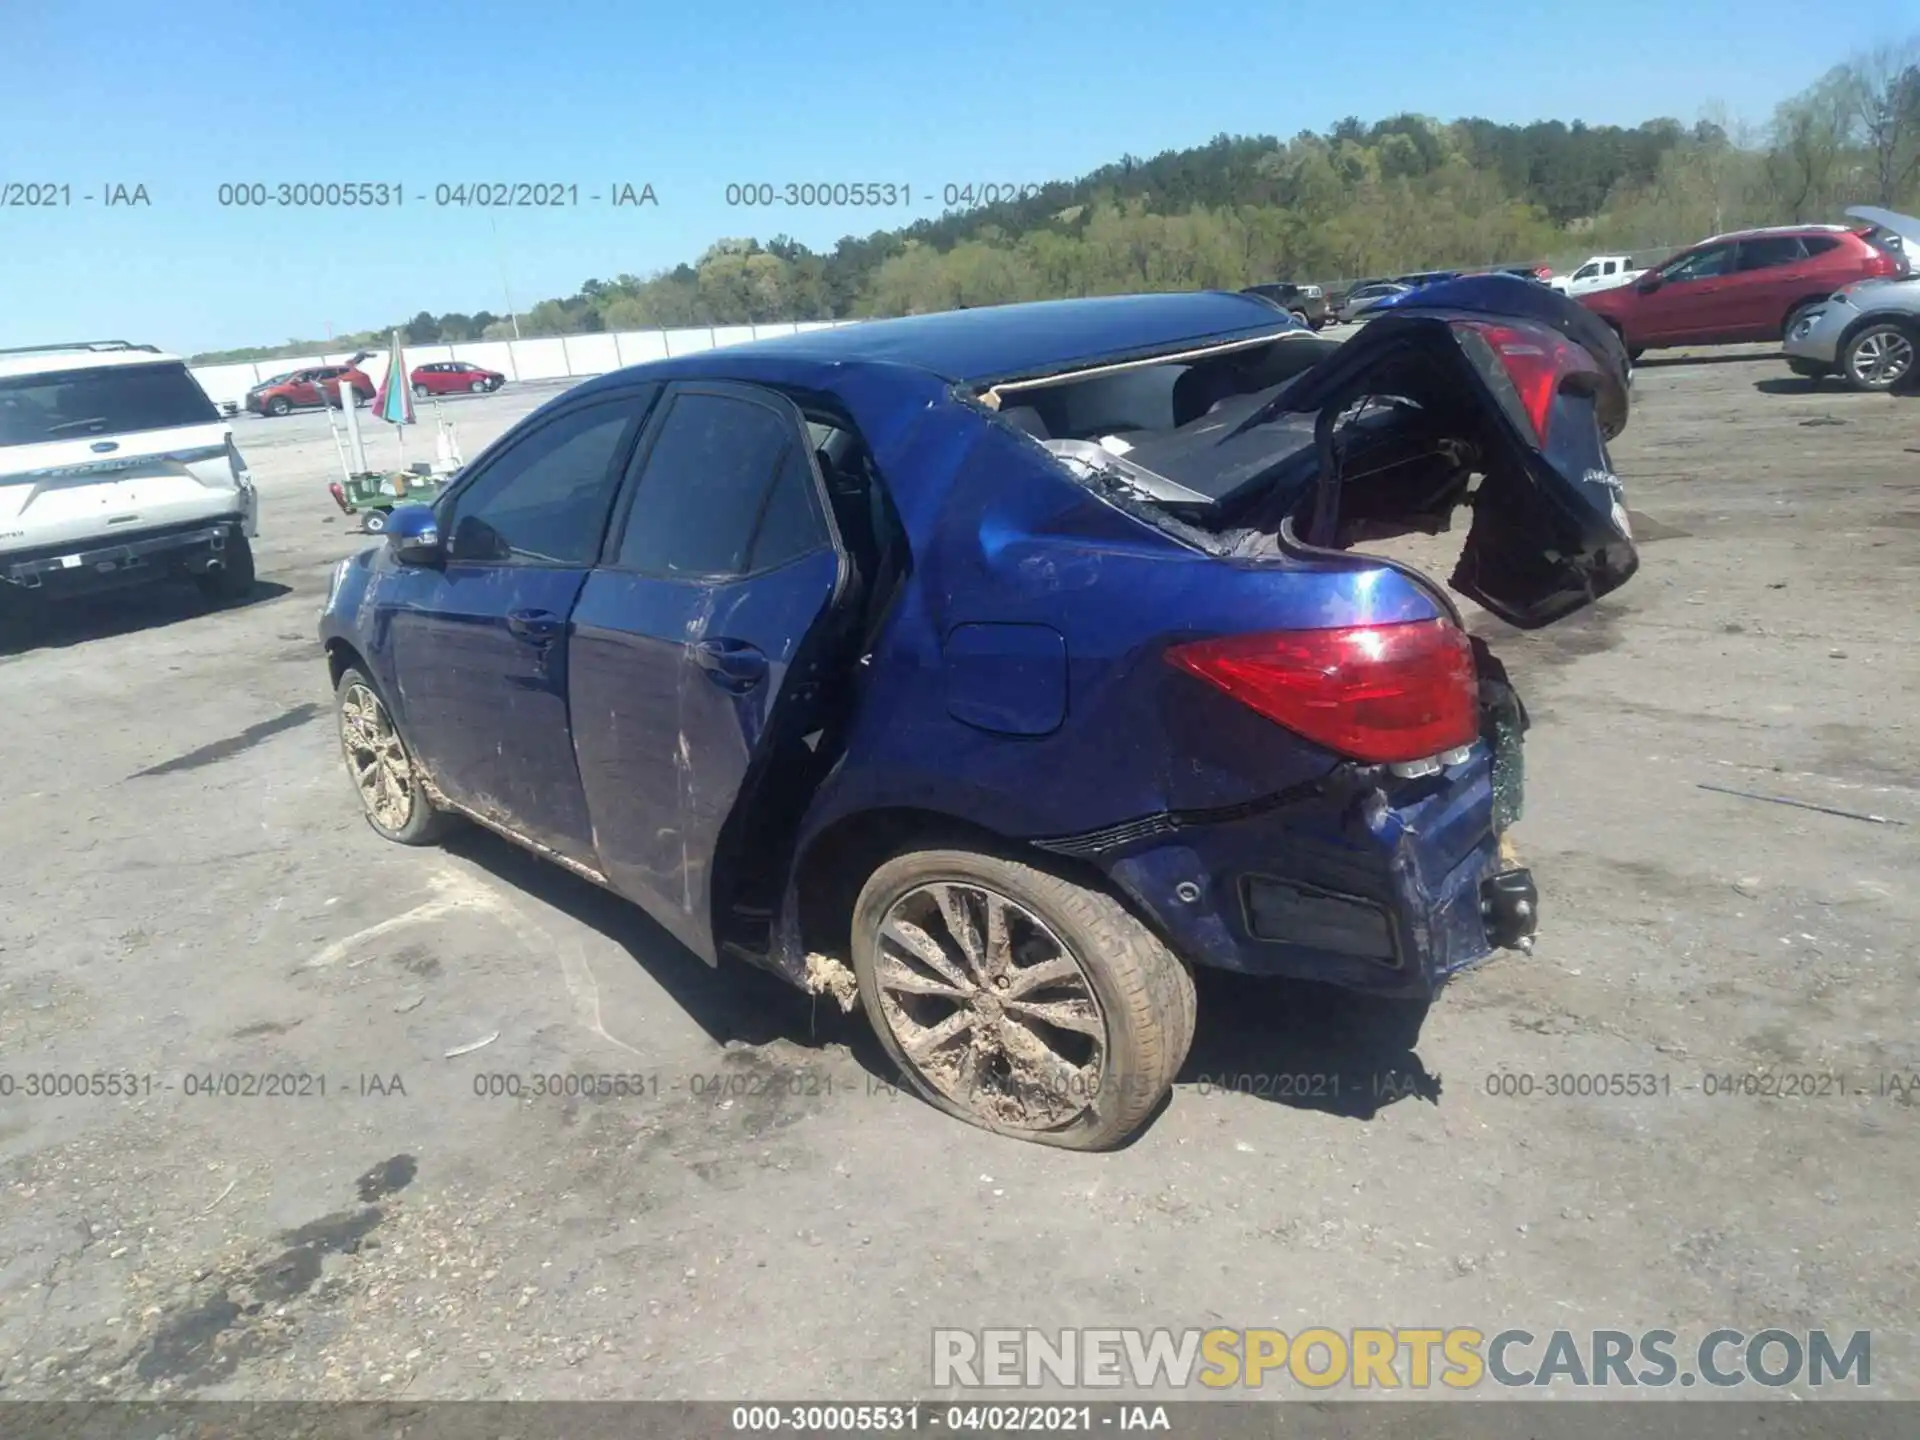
0, 362, 220, 447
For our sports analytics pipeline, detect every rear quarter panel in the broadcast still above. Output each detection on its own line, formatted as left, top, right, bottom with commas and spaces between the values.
796, 405, 1445, 848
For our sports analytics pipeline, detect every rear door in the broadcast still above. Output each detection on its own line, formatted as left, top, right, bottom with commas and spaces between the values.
0, 361, 240, 553
376, 388, 656, 864
568, 381, 845, 964
1724, 235, 1812, 337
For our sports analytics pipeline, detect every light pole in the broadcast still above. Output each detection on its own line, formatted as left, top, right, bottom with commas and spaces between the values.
492, 218, 522, 339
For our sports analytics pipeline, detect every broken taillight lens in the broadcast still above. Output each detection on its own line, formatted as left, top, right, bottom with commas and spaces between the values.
1450, 319, 1598, 446
1165, 619, 1479, 765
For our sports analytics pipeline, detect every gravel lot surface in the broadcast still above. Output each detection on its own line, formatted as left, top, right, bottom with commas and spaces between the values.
1, 345, 1915, 1404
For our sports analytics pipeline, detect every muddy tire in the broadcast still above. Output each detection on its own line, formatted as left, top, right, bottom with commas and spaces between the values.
851, 848, 1195, 1150
334, 665, 455, 846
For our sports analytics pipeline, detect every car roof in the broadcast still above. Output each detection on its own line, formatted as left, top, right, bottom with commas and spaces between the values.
1697, 223, 1857, 245
570, 293, 1296, 393
0, 346, 187, 381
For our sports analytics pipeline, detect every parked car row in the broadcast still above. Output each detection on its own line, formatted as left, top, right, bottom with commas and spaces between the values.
1238, 283, 1333, 329
1284, 209, 1916, 391
242, 359, 508, 417
1572, 213, 1914, 390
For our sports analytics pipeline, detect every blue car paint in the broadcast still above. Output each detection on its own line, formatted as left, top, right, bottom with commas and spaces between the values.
322, 292, 1509, 1003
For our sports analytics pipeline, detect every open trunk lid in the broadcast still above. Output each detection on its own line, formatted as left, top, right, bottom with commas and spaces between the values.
1086, 276, 1639, 629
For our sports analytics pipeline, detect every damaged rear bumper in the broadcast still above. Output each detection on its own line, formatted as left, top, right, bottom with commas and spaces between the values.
1042, 747, 1535, 1001
1, 518, 244, 596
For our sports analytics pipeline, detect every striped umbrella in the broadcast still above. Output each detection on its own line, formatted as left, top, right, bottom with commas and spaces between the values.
371, 329, 415, 429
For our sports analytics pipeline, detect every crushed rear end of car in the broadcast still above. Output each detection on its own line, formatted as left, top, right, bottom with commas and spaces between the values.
953, 278, 1634, 999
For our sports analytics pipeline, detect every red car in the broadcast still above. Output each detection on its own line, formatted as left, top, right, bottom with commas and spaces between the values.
1581, 224, 1906, 357
244, 364, 375, 416
410, 361, 507, 397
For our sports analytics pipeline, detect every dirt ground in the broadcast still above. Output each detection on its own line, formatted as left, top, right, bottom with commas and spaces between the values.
0, 344, 1916, 1404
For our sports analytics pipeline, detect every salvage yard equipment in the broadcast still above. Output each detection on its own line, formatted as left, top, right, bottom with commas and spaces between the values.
327, 468, 450, 533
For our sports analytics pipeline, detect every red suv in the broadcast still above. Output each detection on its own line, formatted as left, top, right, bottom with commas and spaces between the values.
1582, 224, 1907, 357
244, 365, 375, 417
409, 361, 506, 397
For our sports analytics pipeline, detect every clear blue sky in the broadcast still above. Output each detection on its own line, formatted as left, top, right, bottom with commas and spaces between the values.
0, 0, 1908, 354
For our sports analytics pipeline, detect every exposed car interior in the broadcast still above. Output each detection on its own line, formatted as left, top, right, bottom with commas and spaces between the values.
979, 331, 1479, 549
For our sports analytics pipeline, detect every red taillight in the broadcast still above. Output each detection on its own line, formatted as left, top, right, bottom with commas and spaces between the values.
1450, 319, 1594, 444
1165, 620, 1479, 765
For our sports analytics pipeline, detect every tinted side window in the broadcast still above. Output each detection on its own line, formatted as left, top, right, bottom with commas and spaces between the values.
616, 392, 815, 577
1664, 244, 1735, 281
446, 400, 640, 565
1738, 236, 1806, 271
1802, 235, 1840, 257
750, 445, 830, 571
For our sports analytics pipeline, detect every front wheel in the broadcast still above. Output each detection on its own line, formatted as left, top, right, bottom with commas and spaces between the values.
335, 666, 455, 845
470, 378, 487, 393
361, 508, 389, 534
412, 382, 430, 399
266, 396, 291, 417
1841, 322, 1916, 392
851, 849, 1195, 1150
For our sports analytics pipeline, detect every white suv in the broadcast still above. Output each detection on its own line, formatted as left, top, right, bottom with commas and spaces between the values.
0, 341, 258, 603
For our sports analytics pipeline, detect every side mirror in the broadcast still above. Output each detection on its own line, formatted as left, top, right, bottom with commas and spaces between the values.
1636, 274, 1663, 294
384, 503, 444, 566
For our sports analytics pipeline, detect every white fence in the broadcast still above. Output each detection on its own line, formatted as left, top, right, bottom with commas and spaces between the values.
188, 321, 864, 408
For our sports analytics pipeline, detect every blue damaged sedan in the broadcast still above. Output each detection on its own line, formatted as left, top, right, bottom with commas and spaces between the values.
319, 282, 1638, 1148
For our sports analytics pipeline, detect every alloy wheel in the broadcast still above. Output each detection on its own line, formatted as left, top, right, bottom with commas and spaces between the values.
871, 881, 1108, 1132
339, 681, 416, 833
1848, 329, 1914, 389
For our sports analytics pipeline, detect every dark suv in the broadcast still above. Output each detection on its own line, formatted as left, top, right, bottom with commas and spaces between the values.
1240, 283, 1331, 330
1581, 225, 1908, 356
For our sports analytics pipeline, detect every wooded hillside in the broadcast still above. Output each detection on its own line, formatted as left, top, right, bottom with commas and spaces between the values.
194, 40, 1919, 363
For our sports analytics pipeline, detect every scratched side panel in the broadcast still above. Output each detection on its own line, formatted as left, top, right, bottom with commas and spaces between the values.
569, 570, 710, 957
382, 563, 601, 863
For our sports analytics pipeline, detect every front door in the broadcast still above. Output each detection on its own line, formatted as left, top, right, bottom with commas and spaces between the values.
569, 382, 845, 962
1638, 241, 1739, 343
378, 393, 652, 865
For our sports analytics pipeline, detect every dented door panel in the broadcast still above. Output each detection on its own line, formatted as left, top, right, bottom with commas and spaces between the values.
569, 548, 842, 964
381, 562, 600, 863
